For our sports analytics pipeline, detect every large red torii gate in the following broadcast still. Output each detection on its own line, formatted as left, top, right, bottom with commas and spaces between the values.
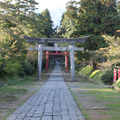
43, 51, 70, 71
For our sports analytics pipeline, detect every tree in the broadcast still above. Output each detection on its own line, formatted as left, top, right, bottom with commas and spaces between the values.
63, 0, 120, 70
61, 13, 76, 38
0, 0, 39, 76
57, 0, 77, 39
41, 9, 53, 38
71, 0, 119, 44
117, 1, 120, 16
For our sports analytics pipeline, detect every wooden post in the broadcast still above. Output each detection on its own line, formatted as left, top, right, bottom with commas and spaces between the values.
65, 51, 68, 71
46, 51, 49, 71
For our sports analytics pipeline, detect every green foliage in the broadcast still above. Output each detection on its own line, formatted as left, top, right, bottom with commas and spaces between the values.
101, 70, 113, 84
71, 0, 119, 50
3, 61, 21, 75
70, 0, 120, 71
75, 0, 119, 36
58, 0, 120, 72
0, 0, 56, 80
84, 35, 109, 51
22, 62, 35, 76
56, 27, 66, 38
117, 1, 120, 16
58, 4, 77, 39
41, 9, 54, 38
62, 15, 76, 38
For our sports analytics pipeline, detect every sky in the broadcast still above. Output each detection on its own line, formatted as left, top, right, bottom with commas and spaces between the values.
35, 0, 71, 27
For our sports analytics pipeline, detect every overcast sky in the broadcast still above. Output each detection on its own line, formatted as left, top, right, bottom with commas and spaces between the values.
35, 0, 71, 27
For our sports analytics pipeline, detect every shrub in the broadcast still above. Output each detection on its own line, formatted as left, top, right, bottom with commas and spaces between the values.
22, 62, 35, 75
18, 68, 26, 77
3, 61, 21, 75
101, 70, 113, 84
18, 62, 35, 77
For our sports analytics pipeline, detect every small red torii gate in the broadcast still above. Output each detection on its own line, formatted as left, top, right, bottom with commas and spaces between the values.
43, 51, 70, 71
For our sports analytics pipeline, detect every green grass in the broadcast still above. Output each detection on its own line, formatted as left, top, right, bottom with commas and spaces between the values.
79, 65, 93, 76
0, 86, 27, 95
0, 86, 28, 102
0, 77, 39, 101
80, 86, 120, 120
0, 74, 24, 84
8, 78, 37, 86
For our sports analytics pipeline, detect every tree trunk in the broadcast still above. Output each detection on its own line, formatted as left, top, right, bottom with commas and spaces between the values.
92, 61, 97, 71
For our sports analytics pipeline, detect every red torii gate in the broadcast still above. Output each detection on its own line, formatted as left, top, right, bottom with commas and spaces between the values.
43, 51, 70, 71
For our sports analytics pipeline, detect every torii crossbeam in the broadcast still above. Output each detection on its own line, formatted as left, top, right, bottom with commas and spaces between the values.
24, 36, 89, 81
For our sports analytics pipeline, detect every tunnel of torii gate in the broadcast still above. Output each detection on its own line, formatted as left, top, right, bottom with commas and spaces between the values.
24, 35, 89, 81
43, 50, 70, 71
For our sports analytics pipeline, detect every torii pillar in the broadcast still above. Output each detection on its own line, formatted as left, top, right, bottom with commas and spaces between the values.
46, 51, 49, 71
65, 51, 68, 71
69, 44, 75, 80
37, 44, 43, 80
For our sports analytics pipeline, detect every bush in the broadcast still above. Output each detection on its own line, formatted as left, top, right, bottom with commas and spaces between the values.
23, 62, 35, 75
3, 61, 21, 75
18, 62, 35, 77
18, 68, 26, 77
101, 70, 113, 84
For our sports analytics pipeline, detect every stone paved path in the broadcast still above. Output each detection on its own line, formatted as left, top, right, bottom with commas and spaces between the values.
6, 65, 85, 120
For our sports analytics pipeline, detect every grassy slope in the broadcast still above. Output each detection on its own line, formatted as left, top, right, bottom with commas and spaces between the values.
89, 69, 107, 83
79, 65, 106, 84
0, 74, 24, 84
79, 65, 93, 75
113, 78, 120, 88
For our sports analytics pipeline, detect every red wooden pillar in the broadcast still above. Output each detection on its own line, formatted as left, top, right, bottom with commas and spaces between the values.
46, 51, 49, 71
65, 51, 68, 71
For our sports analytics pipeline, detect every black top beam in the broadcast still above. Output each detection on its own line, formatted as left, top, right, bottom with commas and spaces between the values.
24, 35, 89, 44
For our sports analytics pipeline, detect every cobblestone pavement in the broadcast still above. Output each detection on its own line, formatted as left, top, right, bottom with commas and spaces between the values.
6, 65, 85, 120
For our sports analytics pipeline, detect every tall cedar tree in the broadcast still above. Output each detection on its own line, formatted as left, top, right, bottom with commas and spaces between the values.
57, 1, 77, 39
71, 0, 120, 50
41, 9, 53, 38
61, 13, 76, 38
65, 0, 120, 70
